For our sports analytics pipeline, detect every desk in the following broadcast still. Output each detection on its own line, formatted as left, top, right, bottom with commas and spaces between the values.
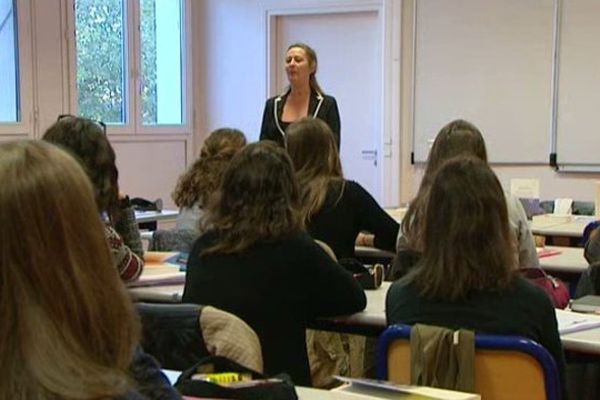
355, 246, 395, 265
135, 209, 179, 224
531, 215, 596, 239
129, 280, 600, 356
539, 246, 587, 274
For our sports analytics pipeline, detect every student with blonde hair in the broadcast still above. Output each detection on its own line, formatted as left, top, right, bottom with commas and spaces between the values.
0, 140, 178, 399
43, 115, 144, 282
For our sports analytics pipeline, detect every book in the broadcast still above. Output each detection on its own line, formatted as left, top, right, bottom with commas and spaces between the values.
332, 377, 480, 400
571, 295, 600, 313
555, 309, 600, 334
128, 252, 186, 287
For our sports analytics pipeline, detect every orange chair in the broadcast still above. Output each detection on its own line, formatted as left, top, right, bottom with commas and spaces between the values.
377, 324, 560, 400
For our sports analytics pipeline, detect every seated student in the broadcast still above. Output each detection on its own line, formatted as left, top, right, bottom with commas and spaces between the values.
43, 115, 143, 282
393, 119, 538, 279
0, 140, 178, 399
182, 141, 366, 386
386, 157, 566, 395
575, 225, 600, 297
286, 117, 399, 259
172, 128, 247, 232
151, 128, 247, 252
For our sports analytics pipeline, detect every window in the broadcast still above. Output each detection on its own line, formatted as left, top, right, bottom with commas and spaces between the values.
0, 0, 19, 123
140, 0, 183, 125
75, 0, 127, 124
75, 0, 187, 129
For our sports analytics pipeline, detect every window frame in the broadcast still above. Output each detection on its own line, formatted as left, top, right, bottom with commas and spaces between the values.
0, 0, 33, 136
67, 0, 192, 136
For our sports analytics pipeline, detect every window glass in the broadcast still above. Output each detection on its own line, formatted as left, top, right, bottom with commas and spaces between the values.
0, 0, 19, 123
140, 0, 183, 125
76, 0, 127, 123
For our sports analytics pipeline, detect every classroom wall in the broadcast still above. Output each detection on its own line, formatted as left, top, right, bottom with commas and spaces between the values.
399, 0, 600, 204
9, 0, 600, 208
196, 0, 600, 206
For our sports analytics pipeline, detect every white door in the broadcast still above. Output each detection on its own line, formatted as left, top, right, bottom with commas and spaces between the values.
274, 11, 383, 201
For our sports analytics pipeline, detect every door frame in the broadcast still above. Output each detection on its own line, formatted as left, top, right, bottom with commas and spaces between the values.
261, 0, 402, 206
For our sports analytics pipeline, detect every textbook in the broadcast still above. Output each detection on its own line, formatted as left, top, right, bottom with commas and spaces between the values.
128, 251, 186, 287
571, 295, 600, 313
332, 377, 480, 400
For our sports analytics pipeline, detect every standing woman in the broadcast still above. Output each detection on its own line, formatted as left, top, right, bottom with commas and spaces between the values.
43, 116, 144, 282
260, 43, 341, 149
183, 142, 365, 386
0, 141, 178, 399
287, 117, 399, 260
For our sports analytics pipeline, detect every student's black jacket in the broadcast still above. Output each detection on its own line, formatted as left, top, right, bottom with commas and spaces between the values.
182, 231, 366, 386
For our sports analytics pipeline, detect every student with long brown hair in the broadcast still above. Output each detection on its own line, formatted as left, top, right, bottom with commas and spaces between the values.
386, 157, 565, 395
182, 141, 366, 386
172, 128, 247, 232
286, 117, 399, 259
0, 140, 178, 399
393, 119, 538, 278
43, 115, 144, 282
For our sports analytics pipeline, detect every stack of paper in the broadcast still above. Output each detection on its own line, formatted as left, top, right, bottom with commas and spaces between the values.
332, 377, 480, 400
556, 309, 600, 334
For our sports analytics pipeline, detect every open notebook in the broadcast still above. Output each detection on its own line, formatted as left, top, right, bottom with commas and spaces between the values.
555, 309, 600, 334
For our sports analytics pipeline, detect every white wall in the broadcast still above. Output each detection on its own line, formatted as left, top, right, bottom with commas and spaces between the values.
10, 0, 600, 209
399, 0, 600, 203
192, 0, 265, 143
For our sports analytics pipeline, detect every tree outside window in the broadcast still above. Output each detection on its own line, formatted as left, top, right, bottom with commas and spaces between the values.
76, 0, 183, 126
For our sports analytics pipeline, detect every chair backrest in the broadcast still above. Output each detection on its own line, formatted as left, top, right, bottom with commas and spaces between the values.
150, 228, 199, 252
583, 220, 600, 247
377, 324, 561, 400
136, 303, 263, 373
137, 303, 209, 371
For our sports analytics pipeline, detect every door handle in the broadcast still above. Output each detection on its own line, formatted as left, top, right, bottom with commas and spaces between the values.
361, 149, 377, 159
361, 149, 378, 166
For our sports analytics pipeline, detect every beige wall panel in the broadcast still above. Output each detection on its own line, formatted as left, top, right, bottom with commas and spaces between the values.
112, 140, 187, 209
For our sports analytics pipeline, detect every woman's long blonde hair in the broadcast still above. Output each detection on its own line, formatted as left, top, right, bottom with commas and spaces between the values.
286, 117, 344, 223
0, 140, 140, 398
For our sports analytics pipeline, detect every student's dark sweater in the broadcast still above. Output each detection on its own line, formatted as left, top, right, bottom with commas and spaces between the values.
308, 180, 399, 259
386, 277, 566, 398
182, 231, 366, 386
